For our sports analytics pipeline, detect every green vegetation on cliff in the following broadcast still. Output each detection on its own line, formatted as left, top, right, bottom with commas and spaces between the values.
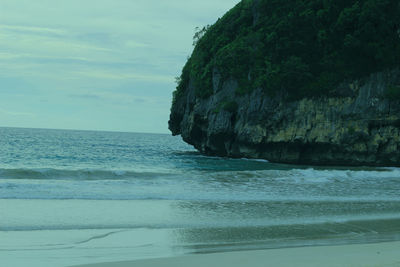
174, 0, 400, 101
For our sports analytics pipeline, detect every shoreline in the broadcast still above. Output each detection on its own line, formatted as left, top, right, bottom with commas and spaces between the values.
70, 240, 400, 267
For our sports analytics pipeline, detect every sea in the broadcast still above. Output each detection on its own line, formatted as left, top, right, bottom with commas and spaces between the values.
1, 127, 400, 267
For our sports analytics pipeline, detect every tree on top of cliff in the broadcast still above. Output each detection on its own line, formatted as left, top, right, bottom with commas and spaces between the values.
173, 0, 400, 101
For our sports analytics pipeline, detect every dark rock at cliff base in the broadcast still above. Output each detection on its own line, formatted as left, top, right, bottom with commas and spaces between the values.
169, 0, 400, 166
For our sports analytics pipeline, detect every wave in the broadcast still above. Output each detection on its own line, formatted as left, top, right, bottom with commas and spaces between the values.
1, 166, 400, 202
2, 213, 400, 232
0, 168, 173, 181
1, 195, 400, 202
1, 165, 399, 181
211, 167, 400, 182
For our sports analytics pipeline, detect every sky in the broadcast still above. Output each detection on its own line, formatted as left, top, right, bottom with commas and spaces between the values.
0, 0, 240, 133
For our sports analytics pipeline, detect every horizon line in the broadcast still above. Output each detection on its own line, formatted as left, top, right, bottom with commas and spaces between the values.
0, 125, 170, 135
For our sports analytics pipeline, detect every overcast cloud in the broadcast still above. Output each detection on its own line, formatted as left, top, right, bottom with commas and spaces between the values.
0, 0, 239, 133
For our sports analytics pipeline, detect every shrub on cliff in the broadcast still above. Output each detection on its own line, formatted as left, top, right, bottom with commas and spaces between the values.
173, 0, 400, 101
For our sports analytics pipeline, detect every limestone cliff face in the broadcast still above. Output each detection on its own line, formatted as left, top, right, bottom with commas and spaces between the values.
169, 69, 400, 166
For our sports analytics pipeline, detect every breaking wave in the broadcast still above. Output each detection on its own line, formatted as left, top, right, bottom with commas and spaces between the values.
0, 168, 173, 181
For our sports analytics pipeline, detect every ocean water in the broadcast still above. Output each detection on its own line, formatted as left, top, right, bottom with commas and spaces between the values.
1, 127, 400, 267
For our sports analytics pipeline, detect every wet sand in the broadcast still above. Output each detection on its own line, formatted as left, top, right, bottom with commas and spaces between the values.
71, 241, 400, 267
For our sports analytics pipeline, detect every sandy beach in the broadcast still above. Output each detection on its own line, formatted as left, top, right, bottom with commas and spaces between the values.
71, 241, 400, 267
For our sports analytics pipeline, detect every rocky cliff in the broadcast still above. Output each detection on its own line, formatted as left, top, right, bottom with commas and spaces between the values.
169, 0, 400, 166
170, 69, 400, 166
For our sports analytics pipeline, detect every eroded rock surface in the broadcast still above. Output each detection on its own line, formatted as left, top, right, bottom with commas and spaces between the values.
169, 69, 400, 166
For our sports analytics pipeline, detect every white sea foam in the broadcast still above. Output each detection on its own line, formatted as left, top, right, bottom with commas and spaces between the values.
240, 157, 270, 163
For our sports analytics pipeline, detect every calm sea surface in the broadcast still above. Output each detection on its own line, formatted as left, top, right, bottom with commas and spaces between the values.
1, 127, 400, 266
